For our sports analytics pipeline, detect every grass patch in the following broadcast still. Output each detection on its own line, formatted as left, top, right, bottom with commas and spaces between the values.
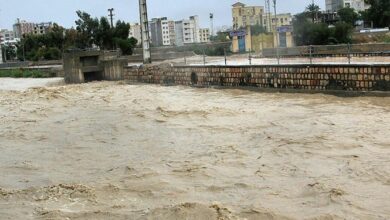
0, 69, 55, 78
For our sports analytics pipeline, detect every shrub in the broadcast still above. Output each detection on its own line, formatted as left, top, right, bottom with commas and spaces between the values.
0, 69, 51, 78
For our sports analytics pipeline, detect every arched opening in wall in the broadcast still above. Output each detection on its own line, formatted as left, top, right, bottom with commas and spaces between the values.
191, 72, 198, 85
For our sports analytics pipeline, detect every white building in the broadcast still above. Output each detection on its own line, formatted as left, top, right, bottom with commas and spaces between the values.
168, 21, 176, 46
199, 28, 210, 43
161, 19, 171, 46
149, 17, 173, 46
343, 0, 370, 11
0, 29, 16, 44
326, 0, 369, 12
175, 21, 184, 46
129, 23, 142, 45
175, 15, 201, 46
189, 16, 200, 43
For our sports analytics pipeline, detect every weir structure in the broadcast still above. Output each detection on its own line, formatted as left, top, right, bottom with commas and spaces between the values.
139, 0, 151, 64
123, 64, 390, 92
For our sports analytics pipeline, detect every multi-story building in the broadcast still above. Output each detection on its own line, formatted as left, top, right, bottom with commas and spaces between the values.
343, 0, 370, 11
168, 21, 176, 46
189, 16, 200, 43
199, 28, 210, 43
33, 22, 53, 35
326, 0, 369, 12
13, 19, 53, 38
232, 2, 265, 30
174, 21, 184, 46
13, 19, 34, 38
161, 19, 171, 46
175, 15, 200, 46
0, 29, 16, 44
263, 13, 293, 32
129, 23, 142, 45
149, 17, 172, 46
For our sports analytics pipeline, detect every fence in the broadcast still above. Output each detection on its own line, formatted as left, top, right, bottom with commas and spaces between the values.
263, 43, 390, 58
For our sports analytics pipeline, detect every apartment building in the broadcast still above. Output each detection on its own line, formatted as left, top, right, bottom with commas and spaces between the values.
13, 19, 34, 38
33, 22, 53, 35
168, 21, 176, 46
161, 19, 171, 46
0, 29, 16, 44
175, 15, 200, 46
343, 0, 370, 11
232, 2, 265, 30
13, 19, 53, 38
263, 13, 293, 32
174, 21, 184, 46
199, 28, 210, 43
326, 0, 369, 12
129, 23, 142, 45
149, 17, 172, 46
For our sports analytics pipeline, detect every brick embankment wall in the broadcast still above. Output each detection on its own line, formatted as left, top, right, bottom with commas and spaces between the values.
124, 64, 390, 91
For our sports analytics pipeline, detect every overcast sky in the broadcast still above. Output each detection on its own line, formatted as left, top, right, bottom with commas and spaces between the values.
0, 0, 324, 30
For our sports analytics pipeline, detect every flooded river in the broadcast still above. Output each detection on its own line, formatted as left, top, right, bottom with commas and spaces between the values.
0, 81, 389, 219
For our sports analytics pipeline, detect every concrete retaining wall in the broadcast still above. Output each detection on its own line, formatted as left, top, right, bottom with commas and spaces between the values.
124, 64, 390, 91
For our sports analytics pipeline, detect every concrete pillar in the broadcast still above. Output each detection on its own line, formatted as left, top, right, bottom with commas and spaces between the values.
139, 0, 151, 64
0, 44, 3, 64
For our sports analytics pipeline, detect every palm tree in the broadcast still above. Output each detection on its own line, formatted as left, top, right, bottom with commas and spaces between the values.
306, 3, 321, 23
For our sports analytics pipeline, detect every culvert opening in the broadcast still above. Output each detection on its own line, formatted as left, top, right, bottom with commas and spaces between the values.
191, 72, 198, 85
83, 71, 103, 83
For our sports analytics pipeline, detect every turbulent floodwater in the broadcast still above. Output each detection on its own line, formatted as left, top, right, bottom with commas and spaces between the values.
0, 81, 389, 220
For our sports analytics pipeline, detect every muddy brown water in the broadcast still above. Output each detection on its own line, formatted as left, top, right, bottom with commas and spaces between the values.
0, 81, 389, 220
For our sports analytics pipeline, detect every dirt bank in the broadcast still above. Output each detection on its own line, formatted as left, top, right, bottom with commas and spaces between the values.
0, 81, 389, 219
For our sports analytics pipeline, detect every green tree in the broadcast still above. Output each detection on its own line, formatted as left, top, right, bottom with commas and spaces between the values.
333, 22, 354, 43
114, 21, 131, 39
75, 11, 100, 48
250, 24, 267, 35
362, 0, 390, 28
115, 37, 137, 55
338, 7, 359, 26
96, 17, 114, 49
306, 3, 321, 23
210, 31, 231, 42
14, 11, 136, 61
1, 44, 17, 61
293, 5, 354, 46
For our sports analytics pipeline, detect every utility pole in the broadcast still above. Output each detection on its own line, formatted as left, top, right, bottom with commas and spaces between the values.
139, 0, 151, 64
273, 0, 280, 64
209, 13, 214, 40
108, 8, 115, 28
265, 0, 271, 32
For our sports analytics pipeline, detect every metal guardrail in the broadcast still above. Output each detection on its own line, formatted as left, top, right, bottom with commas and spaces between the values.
0, 62, 29, 69
263, 43, 390, 58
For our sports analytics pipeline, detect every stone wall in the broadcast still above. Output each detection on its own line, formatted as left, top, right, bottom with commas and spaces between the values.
124, 64, 390, 91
